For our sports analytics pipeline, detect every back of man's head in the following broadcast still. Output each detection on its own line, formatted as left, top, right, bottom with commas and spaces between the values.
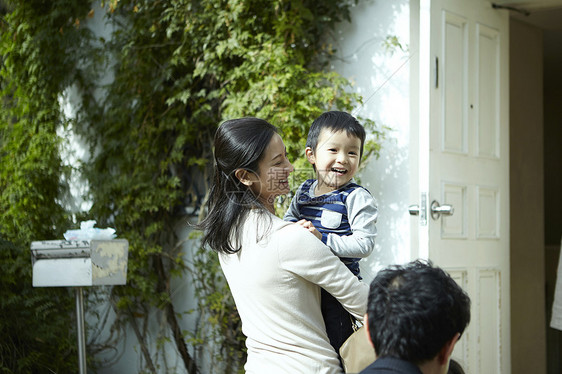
367, 260, 471, 364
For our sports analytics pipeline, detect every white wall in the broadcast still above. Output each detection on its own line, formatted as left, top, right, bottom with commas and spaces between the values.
58, 1, 115, 217
331, 0, 412, 282
68, 5, 198, 373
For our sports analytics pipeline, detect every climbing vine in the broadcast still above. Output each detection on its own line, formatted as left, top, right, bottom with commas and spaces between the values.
0, 0, 385, 373
0, 1, 98, 372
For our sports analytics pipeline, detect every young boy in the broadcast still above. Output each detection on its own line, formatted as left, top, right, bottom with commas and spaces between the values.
284, 111, 378, 358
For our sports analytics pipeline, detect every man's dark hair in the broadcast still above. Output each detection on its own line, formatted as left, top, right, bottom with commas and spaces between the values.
306, 111, 366, 158
367, 260, 471, 364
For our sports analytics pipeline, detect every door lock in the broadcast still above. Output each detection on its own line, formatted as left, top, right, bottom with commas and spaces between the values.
408, 193, 427, 226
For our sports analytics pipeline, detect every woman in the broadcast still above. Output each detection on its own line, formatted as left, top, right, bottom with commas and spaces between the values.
199, 117, 368, 373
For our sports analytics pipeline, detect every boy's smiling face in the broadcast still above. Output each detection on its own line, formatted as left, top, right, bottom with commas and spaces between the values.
306, 128, 361, 195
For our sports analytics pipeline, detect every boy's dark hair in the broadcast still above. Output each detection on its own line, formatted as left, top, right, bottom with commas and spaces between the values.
306, 111, 366, 158
367, 260, 471, 365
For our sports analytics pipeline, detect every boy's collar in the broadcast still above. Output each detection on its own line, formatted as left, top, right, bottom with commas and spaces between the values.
310, 178, 356, 196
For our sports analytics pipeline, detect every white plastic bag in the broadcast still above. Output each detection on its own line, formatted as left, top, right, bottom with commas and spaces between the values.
63, 220, 116, 241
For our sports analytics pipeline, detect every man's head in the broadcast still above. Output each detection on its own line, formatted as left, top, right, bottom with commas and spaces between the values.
366, 260, 470, 369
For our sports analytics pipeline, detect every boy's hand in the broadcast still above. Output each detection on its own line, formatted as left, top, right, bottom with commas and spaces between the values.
296, 219, 322, 240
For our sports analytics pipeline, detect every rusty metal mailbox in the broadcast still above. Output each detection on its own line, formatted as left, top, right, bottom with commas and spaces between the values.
31, 239, 128, 374
31, 239, 128, 287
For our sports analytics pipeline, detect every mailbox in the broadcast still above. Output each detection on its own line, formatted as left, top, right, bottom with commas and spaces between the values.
31, 238, 128, 374
31, 239, 128, 287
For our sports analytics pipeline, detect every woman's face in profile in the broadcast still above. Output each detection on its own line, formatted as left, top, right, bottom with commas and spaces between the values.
248, 133, 294, 210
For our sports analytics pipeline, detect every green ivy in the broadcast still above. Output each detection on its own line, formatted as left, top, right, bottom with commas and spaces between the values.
0, 239, 80, 373
0, 1, 97, 372
1, 0, 386, 373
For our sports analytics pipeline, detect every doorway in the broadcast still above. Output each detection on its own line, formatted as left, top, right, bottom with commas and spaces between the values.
509, 5, 562, 374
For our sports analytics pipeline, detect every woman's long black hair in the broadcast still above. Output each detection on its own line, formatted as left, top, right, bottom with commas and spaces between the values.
198, 117, 278, 254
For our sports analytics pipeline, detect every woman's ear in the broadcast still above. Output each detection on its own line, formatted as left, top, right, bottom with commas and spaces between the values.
305, 147, 315, 164
234, 168, 255, 186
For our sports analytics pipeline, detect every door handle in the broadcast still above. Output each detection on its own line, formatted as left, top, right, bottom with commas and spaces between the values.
430, 200, 454, 220
408, 205, 420, 216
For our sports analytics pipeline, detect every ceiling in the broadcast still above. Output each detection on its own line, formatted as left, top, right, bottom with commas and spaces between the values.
507, 3, 562, 30
493, 0, 562, 12
501, 0, 562, 92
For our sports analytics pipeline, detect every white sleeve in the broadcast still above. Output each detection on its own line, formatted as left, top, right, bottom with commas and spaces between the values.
283, 184, 305, 222
325, 188, 378, 258
279, 225, 369, 321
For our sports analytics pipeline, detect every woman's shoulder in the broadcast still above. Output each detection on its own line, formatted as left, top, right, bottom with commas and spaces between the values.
275, 220, 302, 234
274, 222, 330, 264
246, 210, 322, 247
275, 220, 322, 246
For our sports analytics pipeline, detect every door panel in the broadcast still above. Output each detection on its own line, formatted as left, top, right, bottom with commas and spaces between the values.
477, 24, 501, 158
442, 11, 468, 154
442, 182, 467, 238
478, 268, 502, 373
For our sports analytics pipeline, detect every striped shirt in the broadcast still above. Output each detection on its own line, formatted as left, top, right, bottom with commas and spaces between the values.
284, 179, 378, 278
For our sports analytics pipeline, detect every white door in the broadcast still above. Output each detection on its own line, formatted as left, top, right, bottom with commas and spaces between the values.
414, 1, 510, 373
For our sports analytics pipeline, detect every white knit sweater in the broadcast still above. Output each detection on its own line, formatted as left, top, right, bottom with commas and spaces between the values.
219, 209, 369, 374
